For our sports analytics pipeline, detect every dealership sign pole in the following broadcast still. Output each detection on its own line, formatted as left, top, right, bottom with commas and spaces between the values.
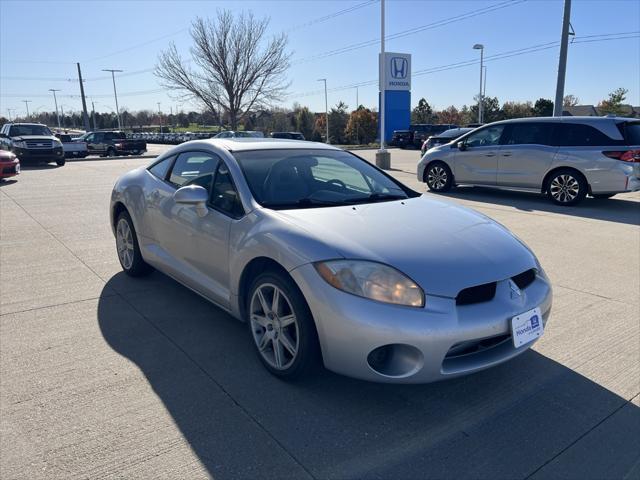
376, 0, 390, 169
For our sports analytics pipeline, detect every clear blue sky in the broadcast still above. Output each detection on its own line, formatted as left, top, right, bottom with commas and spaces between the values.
1, 0, 638, 118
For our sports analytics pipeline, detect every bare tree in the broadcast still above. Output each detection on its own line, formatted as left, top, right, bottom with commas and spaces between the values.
155, 11, 290, 130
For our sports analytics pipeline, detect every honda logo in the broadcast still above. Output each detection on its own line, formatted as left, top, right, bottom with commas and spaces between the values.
390, 57, 408, 79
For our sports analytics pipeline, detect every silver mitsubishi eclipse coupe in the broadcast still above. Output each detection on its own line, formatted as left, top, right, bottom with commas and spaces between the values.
110, 138, 552, 383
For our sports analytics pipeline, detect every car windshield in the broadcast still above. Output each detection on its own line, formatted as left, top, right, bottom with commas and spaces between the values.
9, 124, 52, 136
233, 149, 415, 209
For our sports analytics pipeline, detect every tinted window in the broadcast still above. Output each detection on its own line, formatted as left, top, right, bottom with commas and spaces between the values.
210, 163, 243, 217
556, 123, 621, 146
464, 125, 505, 147
169, 151, 219, 188
148, 155, 174, 180
9, 124, 52, 136
504, 123, 555, 146
620, 122, 640, 145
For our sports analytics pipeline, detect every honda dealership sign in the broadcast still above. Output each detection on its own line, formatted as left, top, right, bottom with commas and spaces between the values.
379, 52, 411, 91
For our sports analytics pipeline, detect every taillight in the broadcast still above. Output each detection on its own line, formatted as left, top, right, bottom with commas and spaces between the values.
115, 143, 123, 148
602, 149, 640, 162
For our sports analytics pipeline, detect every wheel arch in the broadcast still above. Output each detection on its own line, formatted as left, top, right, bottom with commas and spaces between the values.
422, 159, 454, 183
541, 165, 590, 194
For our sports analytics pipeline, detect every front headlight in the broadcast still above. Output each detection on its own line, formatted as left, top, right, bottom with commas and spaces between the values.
13, 141, 26, 148
314, 260, 425, 307
53, 139, 62, 147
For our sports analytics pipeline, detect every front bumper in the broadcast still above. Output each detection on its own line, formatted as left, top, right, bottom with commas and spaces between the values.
0, 159, 20, 178
290, 263, 552, 383
13, 147, 64, 162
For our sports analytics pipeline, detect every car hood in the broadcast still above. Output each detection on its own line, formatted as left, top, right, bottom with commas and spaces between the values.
274, 195, 537, 298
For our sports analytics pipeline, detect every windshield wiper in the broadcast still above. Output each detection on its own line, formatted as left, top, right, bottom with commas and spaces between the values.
261, 197, 347, 209
343, 192, 407, 204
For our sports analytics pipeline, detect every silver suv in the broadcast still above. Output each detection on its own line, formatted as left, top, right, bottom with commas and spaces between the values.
417, 117, 640, 205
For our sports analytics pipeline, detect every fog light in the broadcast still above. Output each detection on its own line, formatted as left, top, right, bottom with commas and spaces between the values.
366, 344, 423, 378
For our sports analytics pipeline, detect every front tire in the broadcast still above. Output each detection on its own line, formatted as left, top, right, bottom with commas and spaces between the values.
107, 148, 116, 158
424, 161, 453, 192
546, 169, 587, 206
247, 271, 320, 380
115, 211, 153, 277
56, 158, 66, 166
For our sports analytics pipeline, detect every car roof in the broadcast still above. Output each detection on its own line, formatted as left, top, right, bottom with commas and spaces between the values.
202, 137, 338, 152
492, 116, 631, 125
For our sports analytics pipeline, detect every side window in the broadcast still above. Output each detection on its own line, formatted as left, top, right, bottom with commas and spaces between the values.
168, 151, 219, 188
505, 123, 555, 146
210, 162, 243, 217
464, 125, 505, 147
148, 155, 175, 180
556, 124, 621, 147
94, 133, 104, 142
85, 133, 95, 142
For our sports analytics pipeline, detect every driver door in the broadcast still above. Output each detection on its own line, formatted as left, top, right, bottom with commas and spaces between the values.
453, 124, 505, 185
154, 151, 240, 308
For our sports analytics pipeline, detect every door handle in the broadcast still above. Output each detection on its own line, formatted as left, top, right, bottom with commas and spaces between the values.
485, 153, 496, 157
502, 152, 512, 157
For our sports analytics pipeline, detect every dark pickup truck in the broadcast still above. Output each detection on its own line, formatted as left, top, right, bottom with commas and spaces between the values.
77, 131, 146, 157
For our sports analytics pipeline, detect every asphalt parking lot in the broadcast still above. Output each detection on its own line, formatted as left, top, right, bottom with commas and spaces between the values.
1, 147, 639, 479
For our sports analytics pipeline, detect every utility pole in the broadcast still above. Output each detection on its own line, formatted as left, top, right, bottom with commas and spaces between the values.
91, 101, 97, 130
473, 44, 484, 123
318, 79, 328, 143
102, 69, 123, 129
157, 102, 162, 134
375, 0, 390, 169
22, 100, 32, 119
553, 0, 572, 116
76, 63, 91, 132
49, 89, 61, 129
7, 108, 15, 121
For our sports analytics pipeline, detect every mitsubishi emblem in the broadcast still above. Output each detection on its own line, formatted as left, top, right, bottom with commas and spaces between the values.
509, 279, 522, 299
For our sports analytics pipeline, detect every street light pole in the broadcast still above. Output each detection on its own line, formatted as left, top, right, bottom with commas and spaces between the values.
157, 102, 162, 134
473, 44, 484, 123
7, 109, 15, 121
483, 66, 487, 98
553, 0, 572, 116
49, 89, 61, 129
102, 69, 123, 129
23, 100, 32, 119
318, 78, 328, 143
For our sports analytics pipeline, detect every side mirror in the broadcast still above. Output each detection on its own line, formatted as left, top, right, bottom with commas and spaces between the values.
0, 133, 6, 138
174, 185, 208, 217
457, 141, 467, 151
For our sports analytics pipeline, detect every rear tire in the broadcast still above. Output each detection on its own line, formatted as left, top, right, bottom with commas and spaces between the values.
546, 168, 587, 206
56, 159, 66, 166
107, 148, 116, 158
424, 161, 453, 192
115, 211, 153, 277
246, 270, 320, 380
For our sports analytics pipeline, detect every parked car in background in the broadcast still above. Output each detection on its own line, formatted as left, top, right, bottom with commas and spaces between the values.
0, 150, 20, 179
110, 138, 551, 382
270, 132, 306, 140
55, 133, 88, 159
0, 123, 65, 166
390, 130, 414, 148
417, 116, 640, 205
411, 124, 458, 148
466, 123, 484, 128
214, 130, 264, 139
421, 128, 475, 156
77, 131, 147, 157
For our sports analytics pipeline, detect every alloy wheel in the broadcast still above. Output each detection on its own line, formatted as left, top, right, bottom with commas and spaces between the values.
116, 218, 134, 270
250, 283, 299, 370
550, 174, 580, 203
427, 165, 448, 190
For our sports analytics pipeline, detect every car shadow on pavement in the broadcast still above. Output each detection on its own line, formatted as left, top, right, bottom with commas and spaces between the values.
19, 163, 63, 171
98, 272, 640, 480
436, 186, 640, 226
0, 179, 18, 187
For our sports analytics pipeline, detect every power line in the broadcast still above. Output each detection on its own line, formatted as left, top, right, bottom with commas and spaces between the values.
291, 0, 525, 65
287, 0, 378, 32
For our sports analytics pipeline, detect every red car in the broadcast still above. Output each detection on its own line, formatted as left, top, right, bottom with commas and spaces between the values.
0, 150, 20, 180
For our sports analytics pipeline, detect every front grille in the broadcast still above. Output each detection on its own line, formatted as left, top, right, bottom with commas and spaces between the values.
445, 333, 511, 359
456, 282, 497, 306
2, 165, 17, 174
512, 268, 536, 290
24, 140, 53, 149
